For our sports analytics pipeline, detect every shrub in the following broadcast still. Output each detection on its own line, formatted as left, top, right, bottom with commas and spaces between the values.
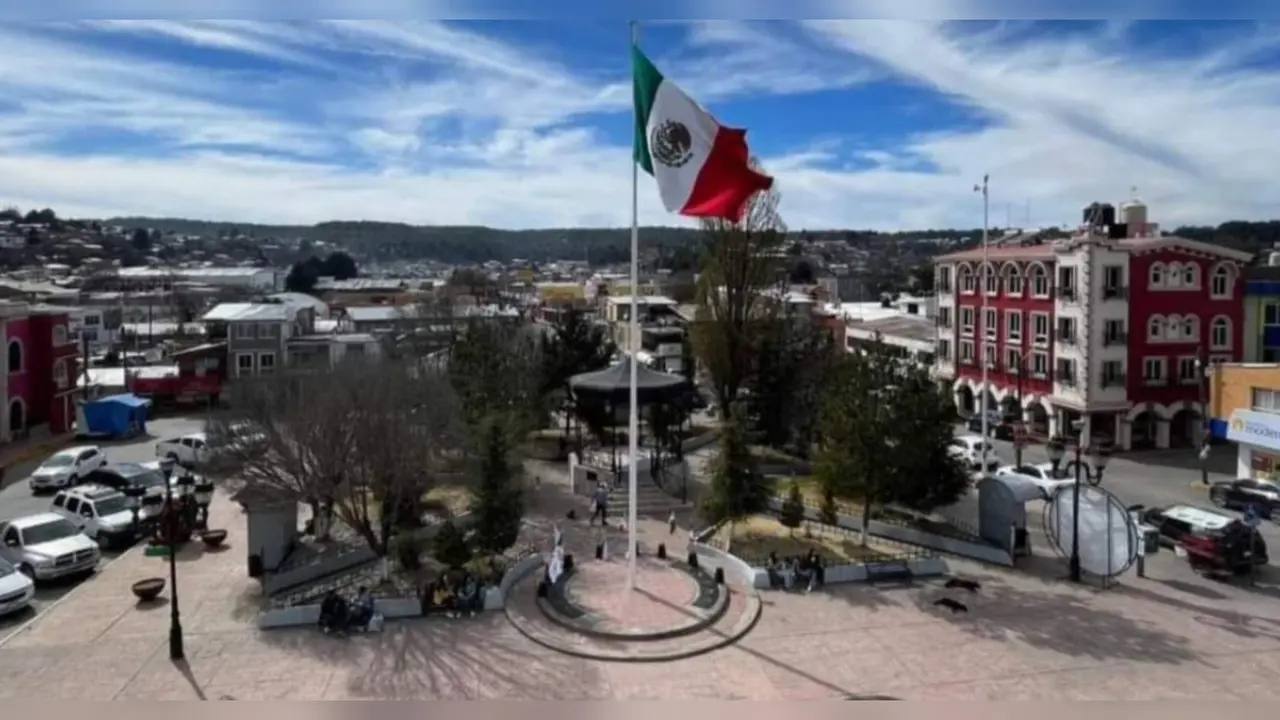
391, 532, 429, 571
779, 480, 805, 535
818, 486, 839, 526
433, 520, 473, 569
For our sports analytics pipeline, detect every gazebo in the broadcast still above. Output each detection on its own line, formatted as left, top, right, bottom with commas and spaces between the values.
568, 356, 689, 473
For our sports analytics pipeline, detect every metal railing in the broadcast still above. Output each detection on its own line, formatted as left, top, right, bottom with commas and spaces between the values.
703, 518, 932, 569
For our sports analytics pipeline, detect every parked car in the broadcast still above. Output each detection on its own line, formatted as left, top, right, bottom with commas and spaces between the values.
155, 433, 210, 468
0, 513, 101, 581
26, 446, 108, 493
1139, 504, 1269, 571
1208, 479, 1280, 519
80, 462, 173, 508
966, 410, 1017, 440
947, 434, 1001, 472
996, 463, 1071, 498
50, 485, 142, 548
0, 558, 35, 617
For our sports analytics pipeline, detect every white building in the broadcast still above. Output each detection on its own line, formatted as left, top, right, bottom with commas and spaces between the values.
116, 267, 278, 292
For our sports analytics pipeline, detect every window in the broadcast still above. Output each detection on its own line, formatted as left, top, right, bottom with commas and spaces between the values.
1182, 263, 1199, 288
232, 323, 254, 339
1148, 316, 1165, 341
82, 329, 98, 343
1143, 357, 1167, 384
52, 325, 67, 346
984, 308, 997, 340
1181, 316, 1199, 341
1253, 388, 1280, 414
960, 307, 975, 336
959, 340, 975, 364
1031, 313, 1050, 344
1055, 358, 1076, 386
984, 344, 997, 368
959, 265, 975, 294
938, 339, 951, 360
84, 314, 101, 327
1056, 317, 1077, 345
1165, 314, 1184, 341
1006, 311, 1022, 341
983, 264, 999, 295
1103, 265, 1124, 294
261, 323, 282, 339
938, 307, 952, 328
64, 497, 80, 514
1149, 262, 1165, 288
1005, 266, 1023, 296
1101, 360, 1125, 386
1030, 264, 1050, 297
258, 353, 276, 374
937, 266, 952, 293
1103, 320, 1126, 345
1178, 357, 1199, 384
1057, 266, 1076, 300
53, 360, 67, 389
6, 339, 21, 374
1211, 316, 1232, 349
1211, 263, 1233, 298
1005, 348, 1022, 372
1031, 351, 1048, 377
235, 353, 254, 377
1167, 262, 1183, 288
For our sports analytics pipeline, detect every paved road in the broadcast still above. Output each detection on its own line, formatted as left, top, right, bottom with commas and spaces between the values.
0, 416, 208, 633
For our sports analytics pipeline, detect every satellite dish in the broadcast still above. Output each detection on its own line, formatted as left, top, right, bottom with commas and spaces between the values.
1043, 484, 1138, 578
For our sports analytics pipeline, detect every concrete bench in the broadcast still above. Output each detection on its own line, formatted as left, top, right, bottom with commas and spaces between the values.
865, 562, 914, 584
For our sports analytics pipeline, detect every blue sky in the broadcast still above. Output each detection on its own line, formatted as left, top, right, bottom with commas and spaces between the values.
0, 20, 1277, 230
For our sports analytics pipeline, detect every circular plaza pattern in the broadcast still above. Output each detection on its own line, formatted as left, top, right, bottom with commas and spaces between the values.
562, 559, 700, 634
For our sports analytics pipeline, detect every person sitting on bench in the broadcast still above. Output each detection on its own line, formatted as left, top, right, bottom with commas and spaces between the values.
458, 573, 483, 617
346, 586, 375, 631
318, 591, 348, 634
435, 577, 458, 618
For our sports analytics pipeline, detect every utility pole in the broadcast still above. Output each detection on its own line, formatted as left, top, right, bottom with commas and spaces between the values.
1015, 353, 1026, 467
975, 176, 991, 468
1197, 345, 1211, 485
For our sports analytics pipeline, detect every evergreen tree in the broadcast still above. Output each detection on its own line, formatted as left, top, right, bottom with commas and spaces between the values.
779, 480, 806, 536
470, 420, 525, 555
699, 402, 770, 550
433, 520, 472, 569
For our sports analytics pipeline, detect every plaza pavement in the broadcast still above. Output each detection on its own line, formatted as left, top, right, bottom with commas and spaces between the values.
5, 483, 1280, 699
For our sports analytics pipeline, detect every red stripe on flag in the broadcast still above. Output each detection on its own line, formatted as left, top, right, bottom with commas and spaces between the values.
680, 126, 774, 223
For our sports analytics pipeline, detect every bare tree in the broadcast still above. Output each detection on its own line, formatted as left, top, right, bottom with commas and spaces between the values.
690, 171, 788, 419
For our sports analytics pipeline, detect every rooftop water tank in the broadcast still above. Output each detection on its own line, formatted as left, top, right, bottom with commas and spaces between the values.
1121, 200, 1148, 236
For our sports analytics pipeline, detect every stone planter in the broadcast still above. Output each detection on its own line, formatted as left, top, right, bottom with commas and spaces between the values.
132, 577, 165, 602
201, 529, 228, 549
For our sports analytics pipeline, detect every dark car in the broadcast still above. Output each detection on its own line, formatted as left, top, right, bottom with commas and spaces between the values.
1141, 504, 1269, 571
966, 410, 1016, 440
1209, 479, 1280, 520
80, 463, 171, 511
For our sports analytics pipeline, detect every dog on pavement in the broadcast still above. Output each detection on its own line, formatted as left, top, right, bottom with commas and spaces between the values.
933, 597, 969, 613
944, 578, 981, 592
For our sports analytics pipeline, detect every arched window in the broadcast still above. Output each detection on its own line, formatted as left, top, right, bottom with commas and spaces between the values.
1029, 263, 1050, 297
1149, 262, 1165, 288
1166, 314, 1182, 340
1148, 316, 1165, 341
1211, 316, 1232, 349
1004, 265, 1023, 296
1167, 262, 1183, 288
958, 264, 975, 294
7, 339, 22, 374
1211, 263, 1234, 298
1183, 315, 1199, 340
983, 263, 999, 295
1182, 263, 1199, 288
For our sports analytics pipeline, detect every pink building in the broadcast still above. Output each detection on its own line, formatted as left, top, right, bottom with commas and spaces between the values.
933, 200, 1250, 451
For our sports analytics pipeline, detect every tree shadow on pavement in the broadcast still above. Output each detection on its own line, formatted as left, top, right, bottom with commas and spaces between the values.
901, 575, 1202, 665
1117, 580, 1280, 646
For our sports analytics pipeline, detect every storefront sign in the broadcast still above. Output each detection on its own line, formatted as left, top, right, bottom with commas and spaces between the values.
1226, 409, 1280, 452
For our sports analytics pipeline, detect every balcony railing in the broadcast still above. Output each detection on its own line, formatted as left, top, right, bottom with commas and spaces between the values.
1102, 285, 1129, 300
1057, 373, 1077, 387
1144, 376, 1169, 387
1056, 330, 1077, 345
1056, 285, 1077, 300
1102, 374, 1127, 388
1102, 332, 1128, 347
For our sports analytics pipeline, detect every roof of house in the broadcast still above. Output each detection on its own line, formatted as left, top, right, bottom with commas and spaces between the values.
201, 302, 294, 322
268, 292, 328, 315
937, 233, 1253, 264
847, 314, 935, 344
345, 306, 406, 323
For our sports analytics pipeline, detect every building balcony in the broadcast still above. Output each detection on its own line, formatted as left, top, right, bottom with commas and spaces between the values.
1056, 332, 1077, 345
1056, 286, 1077, 301
1102, 285, 1129, 300
1102, 332, 1128, 347
1101, 374, 1127, 388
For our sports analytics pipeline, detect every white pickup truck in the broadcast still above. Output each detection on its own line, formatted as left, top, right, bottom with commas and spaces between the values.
155, 433, 210, 468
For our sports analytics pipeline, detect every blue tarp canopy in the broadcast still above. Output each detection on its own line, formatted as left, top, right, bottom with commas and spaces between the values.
80, 393, 151, 439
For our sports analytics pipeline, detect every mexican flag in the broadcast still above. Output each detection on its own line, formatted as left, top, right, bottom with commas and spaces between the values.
632, 45, 773, 223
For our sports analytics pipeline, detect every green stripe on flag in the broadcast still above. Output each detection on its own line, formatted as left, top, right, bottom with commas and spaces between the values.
632, 44, 662, 176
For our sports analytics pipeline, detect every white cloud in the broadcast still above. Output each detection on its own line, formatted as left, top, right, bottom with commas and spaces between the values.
0, 21, 1278, 231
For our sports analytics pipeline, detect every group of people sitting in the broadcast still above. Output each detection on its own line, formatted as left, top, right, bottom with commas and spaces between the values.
766, 550, 826, 593
318, 586, 378, 636
423, 572, 485, 618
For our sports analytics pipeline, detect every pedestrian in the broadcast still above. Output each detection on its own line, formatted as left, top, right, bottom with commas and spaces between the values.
590, 483, 609, 526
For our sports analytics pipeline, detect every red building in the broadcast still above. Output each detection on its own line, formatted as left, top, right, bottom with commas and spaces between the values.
2, 302, 81, 440
129, 342, 227, 407
933, 200, 1250, 451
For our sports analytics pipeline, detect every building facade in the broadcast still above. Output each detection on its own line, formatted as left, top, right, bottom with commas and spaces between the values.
0, 301, 81, 441
1208, 363, 1280, 480
933, 201, 1251, 450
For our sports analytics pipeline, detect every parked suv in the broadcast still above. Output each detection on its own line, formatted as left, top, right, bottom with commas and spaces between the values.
947, 434, 1001, 472
50, 485, 140, 548
0, 558, 35, 617
155, 433, 209, 468
0, 513, 100, 581
27, 446, 108, 493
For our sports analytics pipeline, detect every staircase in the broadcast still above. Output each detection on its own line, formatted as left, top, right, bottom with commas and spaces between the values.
606, 476, 692, 519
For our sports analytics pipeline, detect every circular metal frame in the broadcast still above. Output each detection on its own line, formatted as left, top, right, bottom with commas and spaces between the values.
1041, 483, 1138, 578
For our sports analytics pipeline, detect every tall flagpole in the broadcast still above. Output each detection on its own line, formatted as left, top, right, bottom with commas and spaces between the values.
976, 175, 990, 469
626, 19, 641, 592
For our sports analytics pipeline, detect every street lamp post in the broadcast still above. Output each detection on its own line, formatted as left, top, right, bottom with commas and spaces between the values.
1195, 349, 1211, 485
974, 175, 991, 468
1046, 428, 1112, 583
1014, 353, 1026, 468
159, 457, 187, 661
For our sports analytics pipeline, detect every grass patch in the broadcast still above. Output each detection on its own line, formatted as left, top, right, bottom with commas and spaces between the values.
423, 485, 474, 517
767, 475, 862, 514
712, 514, 901, 565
